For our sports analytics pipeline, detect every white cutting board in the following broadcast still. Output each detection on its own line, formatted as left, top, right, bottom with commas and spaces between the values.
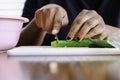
7, 46, 120, 56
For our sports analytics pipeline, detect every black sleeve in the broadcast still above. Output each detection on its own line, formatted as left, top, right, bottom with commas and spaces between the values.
22, 0, 48, 27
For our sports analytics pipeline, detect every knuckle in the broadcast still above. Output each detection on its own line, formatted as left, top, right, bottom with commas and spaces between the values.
35, 9, 42, 15
92, 28, 98, 34
91, 10, 97, 13
92, 19, 99, 25
82, 9, 88, 12
85, 21, 93, 26
76, 19, 81, 24
74, 19, 82, 24
94, 16, 104, 24
89, 10, 98, 16
46, 8, 51, 12
97, 15, 103, 20
55, 6, 63, 12
55, 7, 59, 10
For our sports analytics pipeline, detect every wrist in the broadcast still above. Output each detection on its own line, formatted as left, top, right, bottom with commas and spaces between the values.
105, 24, 119, 38
32, 18, 42, 31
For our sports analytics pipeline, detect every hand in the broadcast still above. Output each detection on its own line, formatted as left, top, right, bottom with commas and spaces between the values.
35, 4, 68, 35
67, 9, 107, 40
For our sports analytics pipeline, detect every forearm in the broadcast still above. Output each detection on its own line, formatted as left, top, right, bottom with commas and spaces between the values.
17, 18, 46, 46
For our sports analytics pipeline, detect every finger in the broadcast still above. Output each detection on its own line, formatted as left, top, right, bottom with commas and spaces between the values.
41, 9, 47, 30
66, 10, 90, 40
67, 10, 98, 40
35, 9, 44, 29
85, 24, 105, 39
44, 8, 56, 33
52, 8, 67, 35
74, 9, 90, 20
61, 14, 69, 27
76, 16, 102, 40
93, 31, 107, 40
99, 32, 107, 40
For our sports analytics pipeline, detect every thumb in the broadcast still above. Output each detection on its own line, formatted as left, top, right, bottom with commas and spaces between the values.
52, 21, 61, 35
52, 11, 63, 35
52, 9, 68, 35
62, 14, 69, 27
52, 15, 68, 35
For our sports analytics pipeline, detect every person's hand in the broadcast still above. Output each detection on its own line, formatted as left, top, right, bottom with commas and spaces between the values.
67, 9, 107, 40
35, 4, 68, 35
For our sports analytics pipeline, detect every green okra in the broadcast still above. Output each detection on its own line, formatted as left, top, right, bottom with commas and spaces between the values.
89, 39, 114, 48
51, 39, 92, 47
51, 39, 115, 48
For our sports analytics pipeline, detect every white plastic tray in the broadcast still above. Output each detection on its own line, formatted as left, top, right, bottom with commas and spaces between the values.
7, 46, 120, 56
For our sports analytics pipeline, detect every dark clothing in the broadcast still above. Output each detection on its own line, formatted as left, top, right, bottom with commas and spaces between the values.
22, 0, 120, 45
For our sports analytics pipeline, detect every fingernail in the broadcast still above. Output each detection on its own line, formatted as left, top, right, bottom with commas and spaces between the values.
76, 37, 80, 41
52, 29, 58, 35
66, 36, 71, 41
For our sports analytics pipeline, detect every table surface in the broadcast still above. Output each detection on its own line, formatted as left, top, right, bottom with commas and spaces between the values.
1, 48, 120, 80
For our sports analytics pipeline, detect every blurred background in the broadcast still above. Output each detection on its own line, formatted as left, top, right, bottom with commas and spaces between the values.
0, 0, 26, 16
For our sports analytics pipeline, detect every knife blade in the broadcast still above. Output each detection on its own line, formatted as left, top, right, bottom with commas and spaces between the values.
55, 35, 59, 43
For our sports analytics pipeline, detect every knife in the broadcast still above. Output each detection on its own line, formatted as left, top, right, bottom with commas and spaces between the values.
55, 35, 59, 43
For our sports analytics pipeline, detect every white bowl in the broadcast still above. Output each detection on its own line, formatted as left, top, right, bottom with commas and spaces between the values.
0, 16, 29, 50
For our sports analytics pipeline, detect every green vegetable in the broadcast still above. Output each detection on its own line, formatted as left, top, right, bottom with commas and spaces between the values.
89, 39, 114, 48
51, 39, 92, 47
51, 39, 115, 48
